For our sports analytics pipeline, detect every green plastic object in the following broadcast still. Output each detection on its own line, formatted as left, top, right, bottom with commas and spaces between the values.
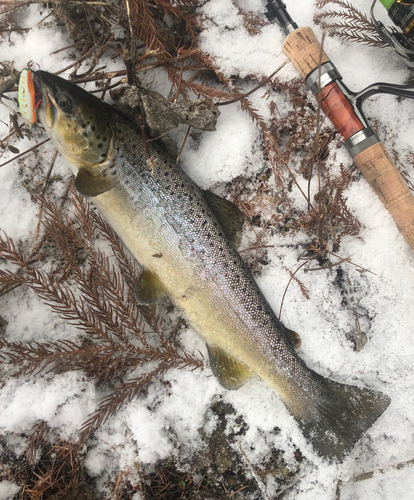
379, 0, 395, 11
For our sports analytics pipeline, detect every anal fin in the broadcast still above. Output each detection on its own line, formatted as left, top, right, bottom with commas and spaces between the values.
75, 168, 119, 197
207, 345, 254, 390
134, 268, 167, 303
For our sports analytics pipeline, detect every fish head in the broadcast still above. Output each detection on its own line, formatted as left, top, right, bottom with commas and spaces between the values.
32, 70, 114, 171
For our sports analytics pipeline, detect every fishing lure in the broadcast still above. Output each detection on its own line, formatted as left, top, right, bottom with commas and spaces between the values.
18, 69, 37, 126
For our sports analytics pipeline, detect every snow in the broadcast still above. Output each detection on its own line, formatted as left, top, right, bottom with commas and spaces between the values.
0, 482, 21, 500
1, 0, 414, 498
181, 104, 260, 187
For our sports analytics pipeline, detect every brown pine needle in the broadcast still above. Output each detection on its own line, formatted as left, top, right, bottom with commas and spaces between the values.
30, 149, 58, 254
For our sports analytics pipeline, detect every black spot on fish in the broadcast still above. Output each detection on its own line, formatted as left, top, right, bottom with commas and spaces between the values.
81, 123, 86, 128
97, 134, 101, 139
83, 133, 87, 137
111, 171, 117, 176
98, 144, 103, 149
103, 137, 107, 141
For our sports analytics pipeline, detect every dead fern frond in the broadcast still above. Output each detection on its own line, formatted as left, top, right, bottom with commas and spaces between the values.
80, 361, 181, 439
285, 267, 310, 300
0, 190, 203, 440
288, 163, 362, 253
0, 230, 27, 267
314, 0, 389, 47
230, 1, 266, 36
130, 0, 169, 55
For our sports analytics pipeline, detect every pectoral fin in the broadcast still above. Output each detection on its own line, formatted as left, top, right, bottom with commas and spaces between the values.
207, 345, 254, 390
134, 269, 167, 303
75, 168, 119, 197
203, 190, 244, 249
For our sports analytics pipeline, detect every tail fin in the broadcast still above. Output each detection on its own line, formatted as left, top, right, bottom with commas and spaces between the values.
298, 377, 390, 461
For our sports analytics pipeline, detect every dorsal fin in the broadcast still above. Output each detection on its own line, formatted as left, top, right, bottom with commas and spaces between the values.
203, 190, 244, 249
207, 345, 254, 390
134, 268, 167, 303
75, 168, 119, 197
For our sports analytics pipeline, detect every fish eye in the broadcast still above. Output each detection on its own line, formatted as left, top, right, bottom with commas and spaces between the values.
57, 94, 72, 113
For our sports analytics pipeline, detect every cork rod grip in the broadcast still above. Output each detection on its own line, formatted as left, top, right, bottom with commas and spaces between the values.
282, 26, 414, 250
283, 27, 330, 79
354, 142, 414, 249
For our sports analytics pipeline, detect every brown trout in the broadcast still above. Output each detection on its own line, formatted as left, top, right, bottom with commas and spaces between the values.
31, 70, 390, 460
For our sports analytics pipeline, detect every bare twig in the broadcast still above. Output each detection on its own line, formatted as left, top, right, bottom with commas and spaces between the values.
216, 61, 288, 106
279, 261, 309, 319
0, 139, 50, 168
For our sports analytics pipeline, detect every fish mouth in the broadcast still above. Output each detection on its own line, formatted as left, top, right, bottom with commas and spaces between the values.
31, 72, 45, 109
31, 72, 47, 124
31, 71, 57, 131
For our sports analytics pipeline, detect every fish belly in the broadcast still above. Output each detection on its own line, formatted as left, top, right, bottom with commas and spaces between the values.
91, 180, 315, 419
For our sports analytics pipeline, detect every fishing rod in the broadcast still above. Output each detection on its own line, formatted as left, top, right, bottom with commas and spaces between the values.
266, 0, 414, 252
